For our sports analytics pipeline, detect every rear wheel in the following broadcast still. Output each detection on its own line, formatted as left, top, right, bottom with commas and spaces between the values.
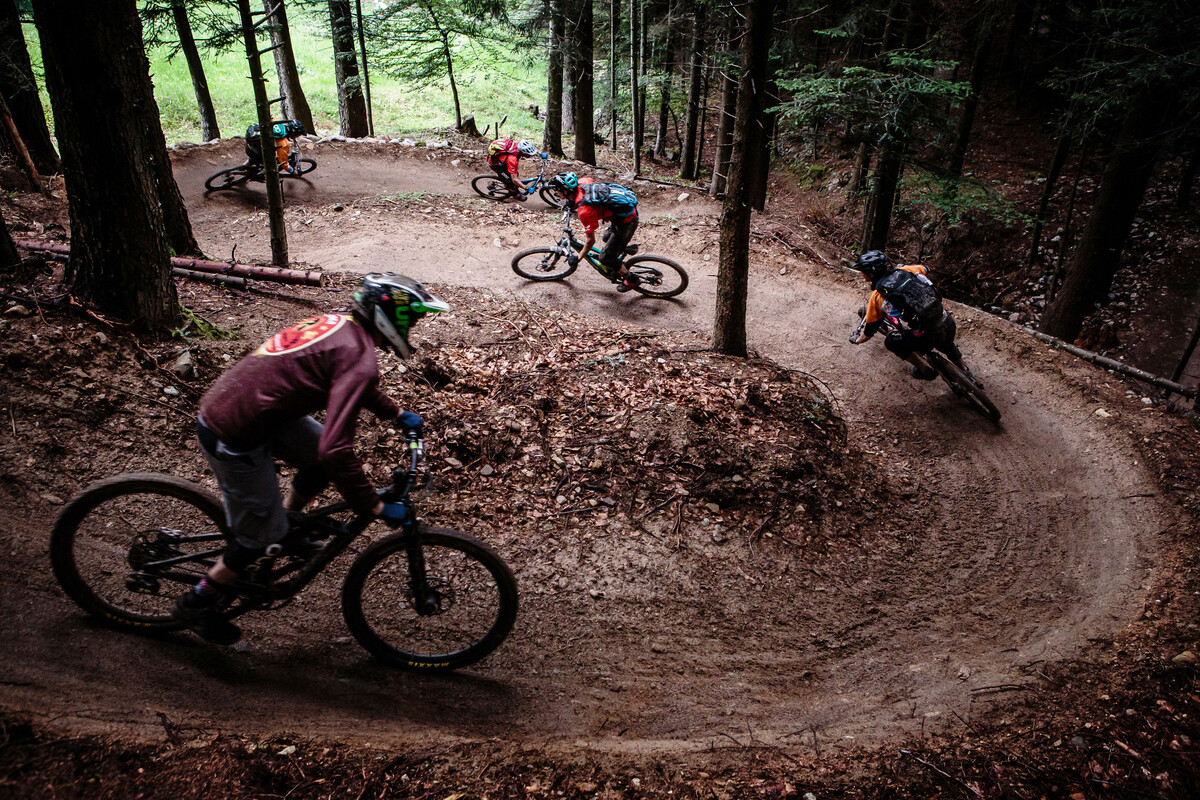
342, 527, 518, 671
511, 246, 579, 281
627, 255, 689, 298
472, 174, 516, 201
50, 474, 227, 630
934, 357, 1002, 423
204, 165, 252, 192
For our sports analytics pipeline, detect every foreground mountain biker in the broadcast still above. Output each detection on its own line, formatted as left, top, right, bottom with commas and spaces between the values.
849, 250, 980, 385
487, 138, 539, 199
551, 172, 642, 292
172, 274, 449, 645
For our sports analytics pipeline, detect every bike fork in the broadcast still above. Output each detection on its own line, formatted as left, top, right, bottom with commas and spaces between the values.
402, 525, 436, 615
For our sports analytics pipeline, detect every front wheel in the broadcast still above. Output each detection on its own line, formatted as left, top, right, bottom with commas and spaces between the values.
627, 255, 689, 298
511, 246, 579, 281
283, 157, 317, 178
342, 527, 518, 671
934, 357, 1002, 423
204, 165, 252, 192
50, 474, 228, 630
472, 174, 515, 201
538, 185, 567, 209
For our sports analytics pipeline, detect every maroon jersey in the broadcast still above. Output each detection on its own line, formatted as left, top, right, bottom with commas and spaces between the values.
200, 314, 399, 513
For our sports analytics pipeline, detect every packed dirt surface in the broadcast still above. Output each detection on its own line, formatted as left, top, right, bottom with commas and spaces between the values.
1, 139, 1184, 766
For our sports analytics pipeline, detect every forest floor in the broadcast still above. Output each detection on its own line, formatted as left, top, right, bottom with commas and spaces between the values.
0, 131, 1199, 798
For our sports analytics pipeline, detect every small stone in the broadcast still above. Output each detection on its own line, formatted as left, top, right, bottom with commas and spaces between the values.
650, 643, 667, 654
444, 457, 464, 469
41, 493, 64, 505
780, 267, 787, 275
1094, 408, 1111, 418
494, 237, 503, 248
92, 332, 109, 346
1172, 650, 1198, 665
4, 304, 31, 317
163, 386, 180, 397
677, 192, 690, 202
481, 464, 494, 477
278, 745, 297, 756
450, 159, 461, 166
705, 502, 720, 512
172, 351, 194, 379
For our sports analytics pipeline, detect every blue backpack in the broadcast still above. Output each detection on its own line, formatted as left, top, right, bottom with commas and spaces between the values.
580, 183, 638, 216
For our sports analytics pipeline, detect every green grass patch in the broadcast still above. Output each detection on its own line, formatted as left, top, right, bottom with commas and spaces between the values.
26, 11, 549, 145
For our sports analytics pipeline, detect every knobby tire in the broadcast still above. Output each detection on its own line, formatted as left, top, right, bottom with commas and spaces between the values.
50, 473, 228, 631
511, 246, 579, 281
342, 527, 518, 672
627, 255, 689, 298
204, 166, 252, 192
934, 357, 1002, 423
471, 174, 516, 201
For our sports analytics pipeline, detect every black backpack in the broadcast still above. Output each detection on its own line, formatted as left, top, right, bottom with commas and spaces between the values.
579, 182, 639, 216
876, 268, 943, 329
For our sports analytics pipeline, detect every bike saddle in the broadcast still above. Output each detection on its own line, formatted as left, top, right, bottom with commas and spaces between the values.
624, 243, 639, 255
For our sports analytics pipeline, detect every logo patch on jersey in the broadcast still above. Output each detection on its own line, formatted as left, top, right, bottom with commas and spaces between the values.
257, 314, 346, 356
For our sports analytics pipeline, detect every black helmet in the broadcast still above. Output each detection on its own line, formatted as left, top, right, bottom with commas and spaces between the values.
351, 273, 448, 359
852, 250, 892, 279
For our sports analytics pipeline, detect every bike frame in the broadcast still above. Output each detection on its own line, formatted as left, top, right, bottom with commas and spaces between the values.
552, 209, 617, 278
144, 431, 429, 620
519, 154, 552, 192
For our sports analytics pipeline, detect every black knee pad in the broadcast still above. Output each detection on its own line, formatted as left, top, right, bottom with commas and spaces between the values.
293, 464, 331, 500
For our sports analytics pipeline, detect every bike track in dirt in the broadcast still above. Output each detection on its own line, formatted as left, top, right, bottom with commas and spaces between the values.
0, 139, 1169, 759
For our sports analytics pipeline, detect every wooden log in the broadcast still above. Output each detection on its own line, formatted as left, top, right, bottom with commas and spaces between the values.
13, 239, 324, 286
1022, 326, 1198, 400
172, 267, 248, 288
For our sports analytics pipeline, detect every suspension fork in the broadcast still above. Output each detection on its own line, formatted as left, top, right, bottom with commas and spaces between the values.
400, 520, 438, 615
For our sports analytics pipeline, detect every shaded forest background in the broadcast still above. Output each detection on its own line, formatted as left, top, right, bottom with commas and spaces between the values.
1, 0, 1198, 382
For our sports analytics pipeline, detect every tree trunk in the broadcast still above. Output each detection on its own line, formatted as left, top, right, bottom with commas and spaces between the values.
848, 140, 871, 196
33, 0, 180, 328
1040, 88, 1173, 341
749, 74, 776, 210
571, 0, 595, 164
609, 0, 617, 150
0, 208, 20, 269
708, 59, 736, 196
170, 0, 219, 142
263, 0, 315, 133
679, 2, 705, 179
1176, 139, 1198, 210
652, 13, 672, 159
696, 56, 711, 179
628, 0, 640, 173
1026, 128, 1070, 266
0, 0, 58, 174
946, 32, 990, 179
328, 0, 368, 137
354, 0, 373, 136
713, 0, 775, 358
863, 141, 902, 251
544, 0, 564, 154
562, 12, 575, 134
238, 0, 288, 267
442, 33, 462, 129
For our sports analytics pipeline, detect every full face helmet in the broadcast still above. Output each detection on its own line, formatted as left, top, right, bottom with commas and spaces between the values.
851, 250, 892, 282
517, 139, 539, 158
351, 273, 449, 359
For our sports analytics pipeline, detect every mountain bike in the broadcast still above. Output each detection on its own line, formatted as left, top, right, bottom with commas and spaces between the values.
510, 209, 689, 298
49, 428, 517, 672
204, 120, 317, 193
471, 152, 567, 208
853, 309, 1001, 423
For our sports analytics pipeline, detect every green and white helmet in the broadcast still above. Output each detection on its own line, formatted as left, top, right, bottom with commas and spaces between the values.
351, 273, 448, 358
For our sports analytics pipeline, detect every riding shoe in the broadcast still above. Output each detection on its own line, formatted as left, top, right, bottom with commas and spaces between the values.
615, 275, 640, 293
171, 589, 242, 646
910, 364, 939, 381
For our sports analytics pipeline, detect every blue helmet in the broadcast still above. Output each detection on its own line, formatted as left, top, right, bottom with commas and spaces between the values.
553, 171, 578, 192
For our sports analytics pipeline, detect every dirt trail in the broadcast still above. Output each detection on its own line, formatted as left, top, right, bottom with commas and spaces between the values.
1, 140, 1166, 756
